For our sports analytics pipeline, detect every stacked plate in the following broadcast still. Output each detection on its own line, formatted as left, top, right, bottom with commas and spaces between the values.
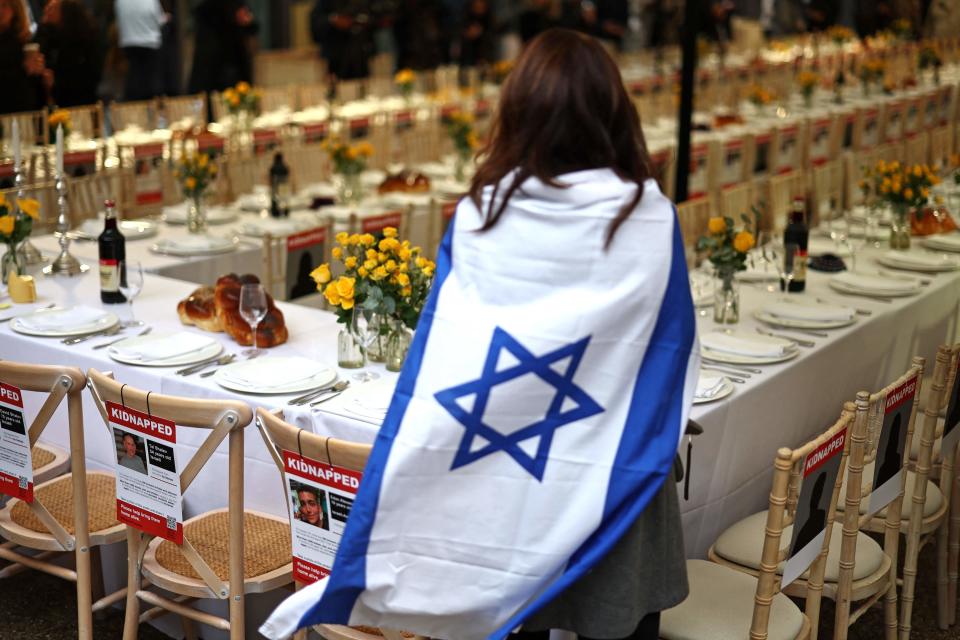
700, 330, 799, 365
237, 213, 322, 238
108, 332, 223, 366
74, 217, 158, 241
150, 235, 239, 256
923, 233, 960, 253
755, 299, 856, 329
875, 250, 960, 273
213, 356, 337, 394
694, 373, 734, 405
848, 205, 893, 226
163, 202, 238, 226
11, 306, 118, 337
828, 271, 924, 297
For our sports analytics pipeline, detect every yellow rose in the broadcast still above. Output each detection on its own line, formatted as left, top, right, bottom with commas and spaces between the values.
185, 177, 197, 190
361, 233, 376, 246
341, 297, 355, 310
310, 264, 332, 285
344, 256, 358, 269
399, 262, 409, 273
358, 266, 369, 277
733, 231, 755, 253
348, 233, 361, 246
0, 215, 14, 235
913, 166, 923, 177
356, 142, 374, 157
363, 259, 378, 271
385, 260, 398, 273
230, 95, 241, 107
707, 217, 727, 234
335, 277, 355, 299
371, 266, 388, 281
903, 187, 914, 200
237, 81, 251, 95
365, 248, 378, 260
921, 187, 930, 199
198, 154, 209, 168
415, 257, 427, 268
399, 248, 412, 261
396, 272, 410, 287
423, 264, 435, 277
16, 198, 40, 220
377, 252, 388, 263
378, 237, 399, 252
332, 247, 343, 260
891, 183, 901, 195
336, 232, 349, 245
323, 283, 340, 306
383, 227, 398, 238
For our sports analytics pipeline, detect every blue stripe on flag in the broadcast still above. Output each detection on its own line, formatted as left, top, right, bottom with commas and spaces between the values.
494, 209, 696, 639
295, 216, 458, 628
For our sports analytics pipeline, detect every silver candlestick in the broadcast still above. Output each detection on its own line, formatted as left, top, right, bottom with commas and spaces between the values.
13, 159, 45, 266
42, 171, 87, 276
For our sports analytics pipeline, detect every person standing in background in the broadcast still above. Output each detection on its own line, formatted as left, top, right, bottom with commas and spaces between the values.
0, 0, 45, 112
115, 0, 166, 100
394, 0, 449, 70
36, 0, 102, 107
519, 0, 559, 43
458, 0, 497, 67
187, 0, 257, 94
310, 0, 376, 81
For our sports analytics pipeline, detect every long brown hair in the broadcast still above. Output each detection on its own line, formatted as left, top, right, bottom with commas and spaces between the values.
468, 28, 653, 248
0, 0, 30, 43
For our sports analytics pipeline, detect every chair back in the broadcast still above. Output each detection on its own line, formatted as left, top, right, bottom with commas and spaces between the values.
111, 99, 159, 133
163, 93, 208, 129
676, 196, 711, 267
67, 173, 117, 225
810, 160, 843, 227
259, 86, 297, 114
928, 124, 953, 169
0, 110, 48, 153
261, 221, 332, 303
64, 102, 105, 140
337, 79, 366, 103
298, 83, 331, 109
719, 182, 753, 220
86, 369, 253, 600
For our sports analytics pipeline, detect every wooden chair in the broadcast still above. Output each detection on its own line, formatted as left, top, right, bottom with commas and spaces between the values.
259, 86, 297, 114
285, 143, 330, 191
662, 403, 862, 640
427, 198, 459, 260
224, 153, 272, 199
86, 369, 292, 640
810, 161, 844, 228
390, 107, 441, 167
903, 133, 929, 168
67, 172, 119, 225
676, 196, 712, 268
764, 170, 806, 232
255, 408, 425, 640
261, 221, 332, 303
0, 362, 125, 640
336, 79, 366, 103
63, 102, 106, 140
299, 82, 331, 109
163, 93, 208, 129
110, 98, 159, 133
928, 124, 953, 169
719, 182, 753, 220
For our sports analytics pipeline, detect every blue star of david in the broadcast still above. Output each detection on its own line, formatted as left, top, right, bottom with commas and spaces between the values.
434, 327, 604, 481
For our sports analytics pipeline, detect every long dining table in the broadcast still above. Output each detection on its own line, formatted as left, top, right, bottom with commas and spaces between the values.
1, 234, 959, 637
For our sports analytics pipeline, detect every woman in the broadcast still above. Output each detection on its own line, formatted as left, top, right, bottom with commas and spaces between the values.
468, 29, 690, 640
458, 0, 496, 68
0, 0, 45, 113
35, 0, 102, 107
187, 0, 258, 94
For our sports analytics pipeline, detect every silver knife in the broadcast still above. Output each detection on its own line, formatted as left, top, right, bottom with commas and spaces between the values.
289, 379, 343, 405
177, 354, 234, 376
62, 324, 122, 345
700, 358, 762, 374
755, 327, 816, 348
310, 390, 346, 407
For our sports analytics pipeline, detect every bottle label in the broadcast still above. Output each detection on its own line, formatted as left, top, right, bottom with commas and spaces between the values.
100, 259, 119, 292
795, 251, 808, 282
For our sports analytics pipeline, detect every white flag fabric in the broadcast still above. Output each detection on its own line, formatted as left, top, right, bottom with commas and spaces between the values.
262, 170, 700, 640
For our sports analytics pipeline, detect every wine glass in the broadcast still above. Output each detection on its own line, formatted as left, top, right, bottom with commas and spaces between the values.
779, 243, 799, 293
239, 283, 268, 356
351, 306, 381, 382
118, 261, 143, 327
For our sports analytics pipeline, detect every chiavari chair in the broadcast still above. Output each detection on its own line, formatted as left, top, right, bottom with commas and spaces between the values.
86, 370, 292, 640
928, 124, 953, 170
810, 160, 844, 228
259, 86, 297, 114
336, 79, 366, 103
719, 182, 753, 220
298, 83, 331, 110
163, 93, 208, 130
0, 362, 125, 640
676, 196, 712, 269
110, 98, 159, 133
261, 220, 332, 303
662, 402, 863, 640
61, 102, 105, 140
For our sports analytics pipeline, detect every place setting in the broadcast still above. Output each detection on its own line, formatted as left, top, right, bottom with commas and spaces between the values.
233, 211, 324, 238
150, 234, 241, 257
106, 331, 224, 367
70, 216, 159, 242
699, 329, 801, 365
922, 232, 960, 253
8, 305, 120, 339
874, 249, 960, 273
827, 270, 925, 299
162, 201, 239, 226
693, 372, 735, 405
211, 356, 338, 395
754, 298, 858, 330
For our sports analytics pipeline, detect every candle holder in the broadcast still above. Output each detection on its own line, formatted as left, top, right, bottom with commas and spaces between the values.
42, 172, 87, 276
13, 159, 45, 267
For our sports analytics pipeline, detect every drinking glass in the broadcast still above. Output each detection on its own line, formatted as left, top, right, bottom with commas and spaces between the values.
756, 230, 776, 274
844, 213, 868, 271
118, 261, 144, 327
239, 283, 268, 356
351, 306, 381, 382
779, 243, 799, 293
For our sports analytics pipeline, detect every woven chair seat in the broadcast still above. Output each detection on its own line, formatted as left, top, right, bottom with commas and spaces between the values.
9, 471, 119, 534
31, 446, 56, 470
155, 511, 291, 582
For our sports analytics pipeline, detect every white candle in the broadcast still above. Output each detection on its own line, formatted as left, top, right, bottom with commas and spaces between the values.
12, 118, 20, 168
55, 124, 63, 176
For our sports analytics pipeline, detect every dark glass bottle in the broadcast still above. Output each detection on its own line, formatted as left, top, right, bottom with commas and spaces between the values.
99, 199, 126, 303
782, 197, 809, 293
270, 152, 291, 218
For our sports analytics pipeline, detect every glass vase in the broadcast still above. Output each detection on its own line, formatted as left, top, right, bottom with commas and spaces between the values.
337, 172, 363, 205
365, 313, 388, 363
2, 242, 22, 283
713, 273, 740, 324
889, 210, 912, 250
337, 328, 365, 369
385, 323, 413, 373
187, 195, 206, 234
454, 152, 471, 183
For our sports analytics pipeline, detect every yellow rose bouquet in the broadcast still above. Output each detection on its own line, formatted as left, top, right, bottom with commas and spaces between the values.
175, 152, 217, 201
863, 160, 941, 248
394, 68, 417, 99
797, 70, 819, 107
222, 81, 261, 116
918, 42, 943, 84
325, 139, 374, 177
746, 85, 774, 109
697, 211, 758, 323
0, 196, 40, 279
47, 109, 71, 144
858, 59, 885, 94
492, 59, 514, 84
444, 110, 480, 181
826, 25, 856, 46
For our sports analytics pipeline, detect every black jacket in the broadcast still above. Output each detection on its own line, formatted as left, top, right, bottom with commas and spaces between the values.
0, 30, 44, 114
36, 24, 102, 108
188, 0, 258, 93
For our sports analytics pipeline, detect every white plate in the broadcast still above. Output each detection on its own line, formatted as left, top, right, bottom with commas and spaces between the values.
828, 272, 922, 298
162, 204, 238, 225
922, 234, 960, 253
75, 218, 158, 240
107, 333, 223, 367
236, 214, 321, 238
693, 377, 735, 404
150, 235, 239, 256
213, 357, 338, 395
701, 346, 800, 365
754, 310, 856, 330
808, 237, 851, 258
10, 307, 119, 337
875, 252, 960, 273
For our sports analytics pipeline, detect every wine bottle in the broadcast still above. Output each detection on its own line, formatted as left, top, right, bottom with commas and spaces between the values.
783, 197, 808, 293
269, 152, 291, 218
99, 199, 126, 303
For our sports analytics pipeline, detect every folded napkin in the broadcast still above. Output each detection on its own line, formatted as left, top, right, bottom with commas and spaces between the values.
880, 251, 958, 269
165, 236, 219, 251
242, 219, 300, 236
19, 306, 108, 331
763, 301, 854, 322
354, 378, 396, 411
110, 332, 217, 362
735, 266, 779, 282
219, 357, 328, 389
833, 272, 919, 293
695, 375, 726, 399
925, 234, 960, 250
701, 331, 793, 358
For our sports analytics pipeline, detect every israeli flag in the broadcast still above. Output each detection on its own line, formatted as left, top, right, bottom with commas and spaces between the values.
262, 170, 699, 640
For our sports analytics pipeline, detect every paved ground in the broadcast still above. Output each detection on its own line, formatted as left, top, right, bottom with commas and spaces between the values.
0, 540, 953, 639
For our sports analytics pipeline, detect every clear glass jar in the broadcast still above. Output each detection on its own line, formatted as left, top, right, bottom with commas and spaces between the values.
338, 328, 365, 369
187, 195, 206, 235
385, 325, 413, 372
713, 273, 740, 324
889, 208, 912, 250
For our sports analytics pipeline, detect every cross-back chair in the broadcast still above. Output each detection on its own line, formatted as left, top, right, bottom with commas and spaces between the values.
662, 402, 863, 640
259, 86, 297, 114
928, 125, 953, 170
0, 362, 125, 640
85, 369, 292, 640
67, 172, 118, 226
299, 83, 331, 109
255, 408, 425, 640
427, 198, 458, 260
719, 182, 754, 221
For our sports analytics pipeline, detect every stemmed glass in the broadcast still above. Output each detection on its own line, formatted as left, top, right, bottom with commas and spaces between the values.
844, 213, 868, 271
118, 261, 144, 327
779, 243, 799, 293
351, 306, 381, 382
239, 283, 268, 356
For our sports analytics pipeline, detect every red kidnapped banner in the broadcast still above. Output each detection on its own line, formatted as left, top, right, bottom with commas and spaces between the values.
885, 375, 918, 413
0, 382, 23, 408
804, 428, 847, 478
293, 557, 330, 584
283, 451, 362, 493
0, 470, 32, 502
107, 401, 176, 444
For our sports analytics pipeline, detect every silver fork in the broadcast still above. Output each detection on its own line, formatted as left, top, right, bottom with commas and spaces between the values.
815, 296, 871, 316
62, 324, 123, 345
289, 379, 343, 405
177, 353, 234, 376
755, 327, 815, 348
309, 381, 351, 406
199, 351, 260, 378
94, 326, 151, 349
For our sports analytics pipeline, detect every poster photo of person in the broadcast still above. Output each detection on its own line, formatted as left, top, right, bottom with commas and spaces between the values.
114, 428, 148, 475
943, 360, 960, 451
867, 375, 917, 516
289, 480, 329, 531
